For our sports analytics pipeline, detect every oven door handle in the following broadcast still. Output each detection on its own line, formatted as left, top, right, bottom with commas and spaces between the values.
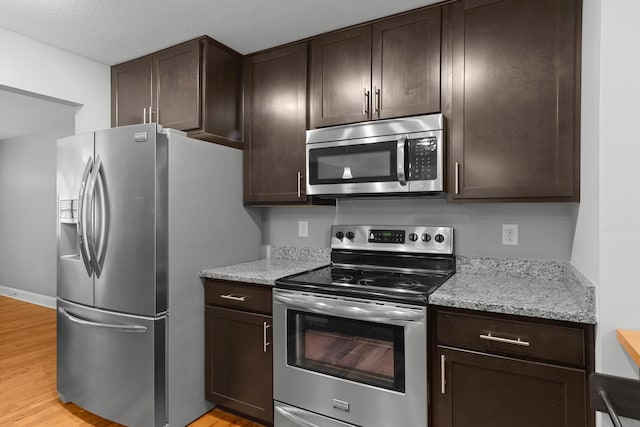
273, 293, 425, 323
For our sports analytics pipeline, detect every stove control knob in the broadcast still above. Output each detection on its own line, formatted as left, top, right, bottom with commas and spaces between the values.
408, 233, 418, 242
335, 231, 344, 240
346, 231, 355, 240
421, 233, 432, 242
435, 234, 445, 243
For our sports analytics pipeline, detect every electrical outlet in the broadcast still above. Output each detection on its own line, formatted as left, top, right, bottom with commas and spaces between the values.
298, 221, 308, 238
502, 224, 518, 245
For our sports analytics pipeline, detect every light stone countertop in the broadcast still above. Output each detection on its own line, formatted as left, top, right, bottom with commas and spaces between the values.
199, 258, 328, 286
430, 259, 596, 324
200, 246, 597, 324
199, 246, 329, 286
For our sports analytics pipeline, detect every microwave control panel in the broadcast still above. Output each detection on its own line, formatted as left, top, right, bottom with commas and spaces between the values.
408, 137, 438, 181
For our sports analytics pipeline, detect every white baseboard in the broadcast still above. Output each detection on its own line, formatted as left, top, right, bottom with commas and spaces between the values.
0, 285, 56, 309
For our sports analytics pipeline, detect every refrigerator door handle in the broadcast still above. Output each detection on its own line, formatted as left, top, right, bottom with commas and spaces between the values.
77, 156, 94, 276
94, 156, 110, 277
58, 307, 148, 333
86, 155, 109, 277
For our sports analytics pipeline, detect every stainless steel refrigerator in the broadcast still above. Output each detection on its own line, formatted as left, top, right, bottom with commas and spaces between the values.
56, 124, 262, 427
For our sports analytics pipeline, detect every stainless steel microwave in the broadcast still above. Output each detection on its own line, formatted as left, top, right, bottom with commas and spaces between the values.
306, 114, 444, 197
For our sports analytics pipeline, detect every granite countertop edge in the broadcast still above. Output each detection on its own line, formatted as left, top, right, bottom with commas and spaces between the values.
429, 295, 596, 324
199, 246, 330, 287
200, 247, 597, 324
430, 261, 597, 324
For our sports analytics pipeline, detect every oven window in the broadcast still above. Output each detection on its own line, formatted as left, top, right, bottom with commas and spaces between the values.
308, 141, 399, 185
286, 310, 405, 392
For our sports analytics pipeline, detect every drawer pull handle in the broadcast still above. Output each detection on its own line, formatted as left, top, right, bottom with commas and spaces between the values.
480, 333, 530, 347
220, 294, 246, 302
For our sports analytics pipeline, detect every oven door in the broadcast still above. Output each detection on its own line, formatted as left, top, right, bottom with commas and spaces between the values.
306, 135, 409, 195
273, 289, 427, 427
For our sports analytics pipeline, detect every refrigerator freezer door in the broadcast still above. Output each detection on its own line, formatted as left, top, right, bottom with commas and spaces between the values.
57, 132, 95, 306
94, 124, 167, 315
57, 299, 166, 427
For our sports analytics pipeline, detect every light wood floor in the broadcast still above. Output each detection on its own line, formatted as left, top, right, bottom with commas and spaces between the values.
0, 295, 264, 427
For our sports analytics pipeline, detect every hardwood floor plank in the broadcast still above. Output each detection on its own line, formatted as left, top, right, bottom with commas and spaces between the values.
0, 296, 264, 427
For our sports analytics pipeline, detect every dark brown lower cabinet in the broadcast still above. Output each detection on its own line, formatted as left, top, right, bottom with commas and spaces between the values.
432, 307, 594, 427
205, 302, 273, 424
435, 346, 586, 427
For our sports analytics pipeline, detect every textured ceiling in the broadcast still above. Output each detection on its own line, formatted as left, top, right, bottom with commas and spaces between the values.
0, 0, 439, 65
0, 0, 440, 139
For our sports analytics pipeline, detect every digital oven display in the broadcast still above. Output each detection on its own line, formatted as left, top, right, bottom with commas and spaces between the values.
368, 229, 405, 244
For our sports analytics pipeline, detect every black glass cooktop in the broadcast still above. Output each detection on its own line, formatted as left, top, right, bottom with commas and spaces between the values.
276, 264, 453, 305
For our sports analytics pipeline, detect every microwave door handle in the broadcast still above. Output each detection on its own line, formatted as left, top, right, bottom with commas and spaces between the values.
397, 136, 407, 186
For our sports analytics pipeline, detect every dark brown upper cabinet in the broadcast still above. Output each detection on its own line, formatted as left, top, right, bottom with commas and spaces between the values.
444, 0, 581, 201
310, 7, 441, 128
111, 37, 242, 149
152, 39, 201, 131
243, 43, 309, 204
111, 56, 152, 128
310, 26, 372, 128
372, 7, 442, 121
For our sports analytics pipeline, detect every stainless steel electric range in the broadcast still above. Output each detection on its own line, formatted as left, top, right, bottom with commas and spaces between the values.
273, 225, 455, 427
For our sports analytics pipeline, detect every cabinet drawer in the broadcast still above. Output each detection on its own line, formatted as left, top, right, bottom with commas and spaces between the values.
204, 280, 272, 315
437, 310, 585, 366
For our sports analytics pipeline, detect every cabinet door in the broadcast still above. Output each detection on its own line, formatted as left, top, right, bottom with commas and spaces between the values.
434, 346, 587, 427
152, 39, 201, 131
243, 44, 308, 204
310, 26, 372, 128
197, 39, 242, 146
372, 7, 441, 120
205, 306, 273, 424
446, 0, 580, 201
111, 55, 152, 127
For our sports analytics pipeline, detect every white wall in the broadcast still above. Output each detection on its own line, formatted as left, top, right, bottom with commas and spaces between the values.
263, 205, 336, 248
0, 27, 110, 133
264, 200, 577, 260
571, 0, 600, 285
0, 123, 75, 297
0, 28, 109, 302
571, 0, 640, 425
596, 1, 640, 425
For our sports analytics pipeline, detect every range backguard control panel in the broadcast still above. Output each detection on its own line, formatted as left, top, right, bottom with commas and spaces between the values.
368, 229, 406, 244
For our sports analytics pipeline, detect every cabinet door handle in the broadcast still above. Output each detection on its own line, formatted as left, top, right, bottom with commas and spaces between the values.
263, 322, 271, 353
440, 354, 446, 394
220, 294, 246, 302
480, 333, 530, 347
143, 107, 147, 124
149, 105, 154, 123
297, 171, 302, 198
454, 162, 460, 195
363, 88, 370, 117
374, 87, 381, 117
